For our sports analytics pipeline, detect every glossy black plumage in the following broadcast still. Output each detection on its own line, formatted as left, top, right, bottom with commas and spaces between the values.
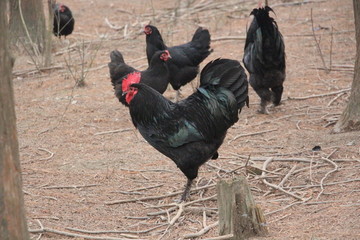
144, 25, 212, 91
53, 3, 74, 38
108, 49, 170, 106
243, 6, 285, 114
119, 59, 248, 201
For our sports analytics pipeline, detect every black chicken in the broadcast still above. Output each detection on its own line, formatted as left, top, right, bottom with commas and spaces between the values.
53, 3, 75, 38
243, 6, 285, 114
109, 49, 171, 106
117, 58, 248, 201
144, 25, 212, 100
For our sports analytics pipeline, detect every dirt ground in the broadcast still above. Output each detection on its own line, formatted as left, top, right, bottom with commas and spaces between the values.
12, 0, 359, 239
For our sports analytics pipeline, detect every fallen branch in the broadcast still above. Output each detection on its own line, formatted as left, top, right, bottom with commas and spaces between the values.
42, 184, 99, 189
29, 223, 142, 240
118, 167, 174, 173
127, 184, 164, 192
261, 158, 311, 201
278, 164, 297, 187
38, 148, 54, 161
316, 155, 339, 200
268, 213, 292, 223
272, 0, 326, 8
228, 128, 278, 143
13, 65, 64, 77
104, 18, 124, 30
265, 201, 303, 216
169, 203, 184, 225
312, 67, 354, 72
94, 128, 133, 136
105, 184, 216, 205
211, 36, 246, 42
202, 234, 234, 240
228, 154, 315, 163
288, 88, 351, 100
147, 195, 217, 216
23, 190, 57, 201
327, 93, 346, 106
285, 30, 354, 38
283, 178, 360, 189
206, 162, 231, 173
183, 221, 219, 238
310, 8, 329, 72
66, 224, 166, 235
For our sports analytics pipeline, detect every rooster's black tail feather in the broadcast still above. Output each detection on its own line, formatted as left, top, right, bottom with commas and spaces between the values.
200, 58, 249, 110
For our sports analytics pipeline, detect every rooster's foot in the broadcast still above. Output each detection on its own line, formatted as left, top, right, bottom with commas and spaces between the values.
257, 107, 269, 114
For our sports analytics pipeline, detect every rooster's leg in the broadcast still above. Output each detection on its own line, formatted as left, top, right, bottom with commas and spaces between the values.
271, 85, 284, 106
179, 179, 193, 202
174, 89, 183, 102
259, 99, 269, 114
254, 88, 271, 114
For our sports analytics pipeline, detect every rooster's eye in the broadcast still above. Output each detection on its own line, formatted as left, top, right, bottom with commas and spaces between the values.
145, 27, 152, 34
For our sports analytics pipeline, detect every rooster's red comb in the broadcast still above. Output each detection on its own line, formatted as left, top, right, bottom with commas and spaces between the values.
122, 72, 141, 92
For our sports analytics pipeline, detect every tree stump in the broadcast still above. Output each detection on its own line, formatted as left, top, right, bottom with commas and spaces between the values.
217, 177, 268, 240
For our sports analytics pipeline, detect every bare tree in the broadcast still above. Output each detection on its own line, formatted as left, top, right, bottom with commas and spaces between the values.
0, 0, 30, 239
9, 0, 52, 66
9, 0, 46, 51
333, 0, 360, 133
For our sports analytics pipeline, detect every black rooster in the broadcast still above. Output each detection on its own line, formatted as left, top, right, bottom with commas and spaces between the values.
109, 49, 171, 106
243, 6, 285, 114
144, 25, 212, 100
53, 3, 75, 38
117, 59, 248, 201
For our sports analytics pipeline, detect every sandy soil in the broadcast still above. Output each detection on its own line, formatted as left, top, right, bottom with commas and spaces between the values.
12, 0, 359, 239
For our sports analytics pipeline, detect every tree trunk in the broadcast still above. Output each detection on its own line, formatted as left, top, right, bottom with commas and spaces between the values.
0, 1, 30, 239
333, 0, 360, 133
9, 0, 47, 56
43, 0, 55, 67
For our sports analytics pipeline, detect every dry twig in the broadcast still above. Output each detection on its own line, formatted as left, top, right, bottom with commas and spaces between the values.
211, 36, 246, 42
66, 224, 166, 235
94, 128, 133, 136
38, 148, 54, 161
105, 18, 124, 30
29, 220, 142, 240
202, 234, 234, 240
283, 178, 360, 190
42, 184, 99, 189
127, 184, 164, 192
288, 88, 351, 100
183, 221, 219, 239
272, 0, 326, 8
265, 201, 302, 216
327, 93, 346, 106
261, 158, 311, 201
278, 164, 298, 187
106, 184, 216, 205
228, 128, 278, 143
317, 156, 339, 199
169, 202, 184, 225
147, 195, 217, 217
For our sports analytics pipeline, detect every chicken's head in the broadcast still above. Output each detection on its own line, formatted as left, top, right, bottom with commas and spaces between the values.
160, 50, 171, 62
55, 3, 67, 12
122, 72, 141, 104
144, 25, 152, 35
